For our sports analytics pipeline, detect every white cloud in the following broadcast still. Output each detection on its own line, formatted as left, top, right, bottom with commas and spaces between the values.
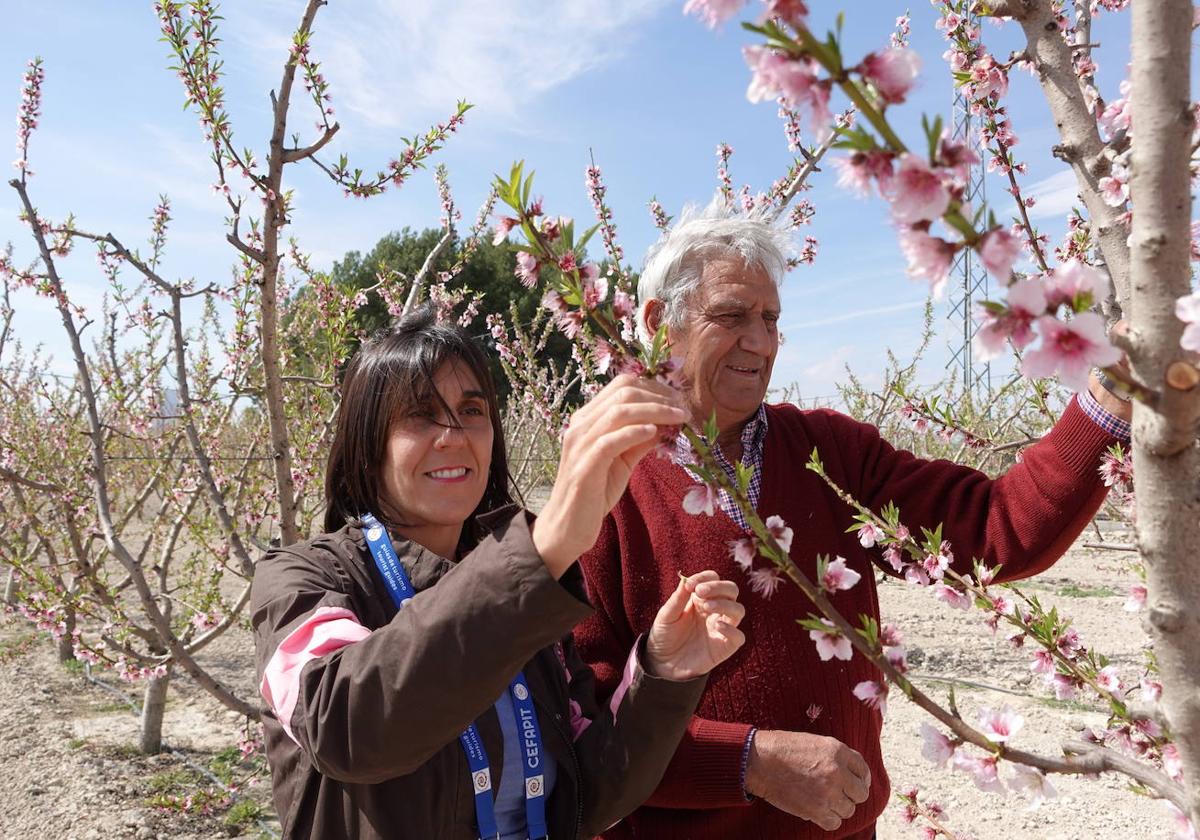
1027, 169, 1082, 220
229, 0, 674, 131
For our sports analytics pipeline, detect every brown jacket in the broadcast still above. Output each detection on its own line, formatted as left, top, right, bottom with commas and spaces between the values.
251, 508, 707, 839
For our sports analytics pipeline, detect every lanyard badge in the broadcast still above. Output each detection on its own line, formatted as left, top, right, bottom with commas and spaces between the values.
361, 513, 548, 839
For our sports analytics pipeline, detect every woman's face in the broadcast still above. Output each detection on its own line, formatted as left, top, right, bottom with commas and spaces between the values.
379, 360, 494, 547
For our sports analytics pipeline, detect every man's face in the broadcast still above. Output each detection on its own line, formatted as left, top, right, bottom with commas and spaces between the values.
666, 257, 780, 431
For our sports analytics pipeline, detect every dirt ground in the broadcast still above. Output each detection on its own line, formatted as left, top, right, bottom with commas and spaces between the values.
0, 526, 1179, 839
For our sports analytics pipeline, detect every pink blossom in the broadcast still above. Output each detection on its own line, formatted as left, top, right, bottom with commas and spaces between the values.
1123, 584, 1147, 612
612, 289, 635, 320
765, 515, 793, 554
1043, 259, 1111, 309
748, 567, 783, 598
1164, 743, 1184, 781
884, 643, 908, 673
922, 541, 953, 580
833, 151, 894, 197
1099, 90, 1132, 138
1099, 162, 1129, 207
968, 56, 1009, 100
1167, 804, 1200, 840
882, 544, 905, 573
852, 680, 888, 716
1030, 649, 1055, 675
1140, 679, 1163, 703
1022, 313, 1122, 392
936, 131, 981, 176
1051, 673, 1078, 700
857, 523, 885, 548
978, 226, 1022, 279
728, 536, 757, 572
1009, 764, 1057, 808
514, 251, 540, 288
764, 0, 808, 25
1056, 627, 1082, 655
978, 705, 1024, 742
887, 154, 951, 223
809, 619, 853, 661
580, 265, 607, 309
974, 277, 1048, 361
683, 0, 747, 28
821, 556, 862, 593
861, 48, 921, 105
743, 48, 831, 137
1096, 665, 1124, 698
898, 229, 956, 297
904, 564, 930, 586
542, 288, 568, 315
683, 483, 718, 516
880, 624, 904, 648
932, 583, 971, 610
1176, 291, 1200, 352
953, 751, 1005, 793
920, 722, 955, 767
492, 216, 519, 245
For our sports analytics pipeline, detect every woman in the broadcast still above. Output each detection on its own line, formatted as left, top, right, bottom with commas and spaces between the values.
251, 307, 747, 840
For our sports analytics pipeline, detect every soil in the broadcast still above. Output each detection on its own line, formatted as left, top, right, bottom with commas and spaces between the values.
0, 526, 1176, 839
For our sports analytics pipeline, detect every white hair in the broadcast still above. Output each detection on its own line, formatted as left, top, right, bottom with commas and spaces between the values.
637, 194, 794, 343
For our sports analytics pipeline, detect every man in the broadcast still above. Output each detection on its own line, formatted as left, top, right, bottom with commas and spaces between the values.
573, 200, 1132, 839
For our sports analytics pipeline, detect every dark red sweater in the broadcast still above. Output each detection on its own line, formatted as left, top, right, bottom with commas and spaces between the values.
575, 398, 1116, 840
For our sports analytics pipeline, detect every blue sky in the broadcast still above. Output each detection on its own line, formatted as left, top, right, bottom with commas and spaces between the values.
0, 1, 1148, 401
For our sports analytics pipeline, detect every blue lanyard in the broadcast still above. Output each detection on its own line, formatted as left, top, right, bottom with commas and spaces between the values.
361, 513, 548, 840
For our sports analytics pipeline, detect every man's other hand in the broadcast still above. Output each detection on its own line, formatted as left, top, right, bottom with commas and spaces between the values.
744, 730, 871, 832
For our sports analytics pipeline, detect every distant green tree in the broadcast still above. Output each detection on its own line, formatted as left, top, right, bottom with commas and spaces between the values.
327, 227, 573, 401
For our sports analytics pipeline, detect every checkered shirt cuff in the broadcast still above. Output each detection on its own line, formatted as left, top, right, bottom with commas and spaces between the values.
1078, 389, 1131, 442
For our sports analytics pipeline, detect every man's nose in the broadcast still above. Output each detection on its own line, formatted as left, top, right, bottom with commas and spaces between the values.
738, 316, 773, 354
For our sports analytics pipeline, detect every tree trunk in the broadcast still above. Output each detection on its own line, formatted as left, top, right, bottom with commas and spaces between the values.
1127, 0, 1200, 825
139, 664, 171, 755
55, 605, 75, 663
3, 566, 17, 606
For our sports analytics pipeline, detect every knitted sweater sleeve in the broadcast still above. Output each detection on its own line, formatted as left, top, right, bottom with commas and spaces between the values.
827, 395, 1117, 581
575, 513, 754, 810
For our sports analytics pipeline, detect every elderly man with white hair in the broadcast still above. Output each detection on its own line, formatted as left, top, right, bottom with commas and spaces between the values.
574, 198, 1133, 840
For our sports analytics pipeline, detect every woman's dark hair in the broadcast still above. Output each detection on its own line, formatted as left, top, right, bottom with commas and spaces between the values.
323, 305, 515, 539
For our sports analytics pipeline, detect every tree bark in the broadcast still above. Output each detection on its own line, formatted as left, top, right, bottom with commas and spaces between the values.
1127, 0, 1200, 825
3, 566, 16, 607
994, 0, 1132, 310
55, 606, 75, 663
139, 664, 171, 755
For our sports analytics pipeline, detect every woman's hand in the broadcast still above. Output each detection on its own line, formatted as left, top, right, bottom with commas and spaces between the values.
532, 375, 688, 578
645, 571, 746, 680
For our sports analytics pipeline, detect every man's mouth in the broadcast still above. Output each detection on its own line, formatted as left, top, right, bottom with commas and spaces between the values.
727, 364, 760, 376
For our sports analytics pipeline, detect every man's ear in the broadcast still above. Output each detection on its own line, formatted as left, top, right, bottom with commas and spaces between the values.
642, 299, 666, 337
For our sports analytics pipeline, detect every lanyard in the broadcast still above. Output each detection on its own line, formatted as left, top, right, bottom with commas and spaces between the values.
361, 513, 548, 840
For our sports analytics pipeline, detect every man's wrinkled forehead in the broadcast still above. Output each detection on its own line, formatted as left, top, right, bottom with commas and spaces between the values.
695, 258, 781, 308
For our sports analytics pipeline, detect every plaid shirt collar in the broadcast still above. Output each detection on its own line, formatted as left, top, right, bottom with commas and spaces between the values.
673, 404, 769, 529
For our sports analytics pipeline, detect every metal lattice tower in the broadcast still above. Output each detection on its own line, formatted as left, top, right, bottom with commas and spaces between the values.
945, 8, 992, 400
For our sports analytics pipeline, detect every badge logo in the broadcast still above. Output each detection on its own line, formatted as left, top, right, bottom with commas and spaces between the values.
526, 775, 544, 798
473, 769, 491, 793
366, 525, 383, 541
512, 682, 529, 701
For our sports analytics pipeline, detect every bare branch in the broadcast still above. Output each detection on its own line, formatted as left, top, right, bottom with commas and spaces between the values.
282, 122, 340, 163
